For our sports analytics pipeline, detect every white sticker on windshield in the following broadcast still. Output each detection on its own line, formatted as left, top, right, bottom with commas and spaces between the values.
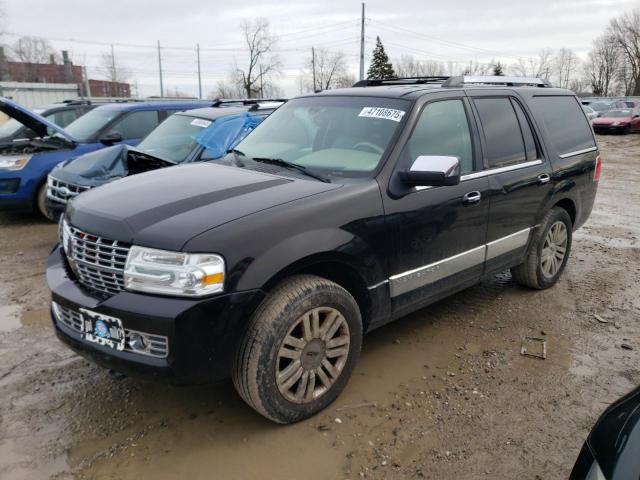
358, 107, 406, 122
190, 118, 211, 128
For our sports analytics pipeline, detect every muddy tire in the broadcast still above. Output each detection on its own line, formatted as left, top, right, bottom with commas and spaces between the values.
35, 182, 54, 221
233, 274, 362, 424
511, 207, 572, 289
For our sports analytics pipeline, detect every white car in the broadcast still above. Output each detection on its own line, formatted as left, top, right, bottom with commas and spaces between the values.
583, 105, 598, 121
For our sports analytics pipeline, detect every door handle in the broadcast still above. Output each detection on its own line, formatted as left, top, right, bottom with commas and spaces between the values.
537, 173, 551, 185
463, 191, 481, 205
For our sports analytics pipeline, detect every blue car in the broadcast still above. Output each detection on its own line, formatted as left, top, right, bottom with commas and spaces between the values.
0, 98, 211, 217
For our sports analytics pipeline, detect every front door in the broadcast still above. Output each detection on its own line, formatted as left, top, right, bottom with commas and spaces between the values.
381, 97, 490, 317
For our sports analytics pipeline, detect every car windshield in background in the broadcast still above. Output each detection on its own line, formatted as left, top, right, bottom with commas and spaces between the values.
606, 109, 634, 118
234, 96, 411, 178
0, 118, 27, 138
590, 102, 614, 112
63, 109, 119, 142
136, 114, 210, 162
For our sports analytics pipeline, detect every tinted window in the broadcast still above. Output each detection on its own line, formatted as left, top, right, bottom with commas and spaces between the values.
47, 110, 78, 128
533, 96, 596, 155
511, 100, 538, 161
65, 109, 120, 142
474, 97, 526, 168
108, 110, 159, 140
402, 99, 474, 174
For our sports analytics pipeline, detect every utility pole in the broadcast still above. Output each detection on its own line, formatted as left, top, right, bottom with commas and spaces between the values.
259, 64, 264, 98
311, 47, 316, 92
110, 44, 117, 96
359, 2, 365, 81
196, 43, 202, 99
157, 40, 164, 97
82, 66, 92, 101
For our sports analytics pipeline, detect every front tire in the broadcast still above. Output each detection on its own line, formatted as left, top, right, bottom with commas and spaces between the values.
35, 182, 54, 221
233, 275, 362, 424
511, 207, 572, 289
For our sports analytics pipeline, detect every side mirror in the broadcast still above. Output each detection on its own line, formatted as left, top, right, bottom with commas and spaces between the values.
99, 131, 123, 145
398, 155, 460, 187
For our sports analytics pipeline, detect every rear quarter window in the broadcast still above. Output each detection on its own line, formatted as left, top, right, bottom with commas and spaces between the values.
532, 96, 596, 155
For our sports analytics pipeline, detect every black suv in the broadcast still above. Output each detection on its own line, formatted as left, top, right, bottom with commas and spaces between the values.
47, 76, 600, 423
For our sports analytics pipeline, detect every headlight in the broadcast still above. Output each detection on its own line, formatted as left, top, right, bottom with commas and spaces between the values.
612, 122, 621, 126
59, 217, 72, 256
0, 155, 32, 170
124, 246, 225, 297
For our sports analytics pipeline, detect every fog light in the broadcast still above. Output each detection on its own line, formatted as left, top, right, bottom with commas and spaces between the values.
128, 332, 148, 352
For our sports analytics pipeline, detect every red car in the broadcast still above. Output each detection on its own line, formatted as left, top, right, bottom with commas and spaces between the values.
592, 108, 640, 134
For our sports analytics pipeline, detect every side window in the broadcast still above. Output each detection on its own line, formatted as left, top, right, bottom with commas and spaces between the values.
474, 97, 526, 168
511, 100, 538, 161
108, 110, 159, 139
403, 99, 474, 174
46, 110, 78, 128
532, 96, 596, 155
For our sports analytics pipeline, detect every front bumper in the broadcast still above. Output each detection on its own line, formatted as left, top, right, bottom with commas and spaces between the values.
47, 246, 265, 384
593, 124, 629, 134
45, 197, 65, 222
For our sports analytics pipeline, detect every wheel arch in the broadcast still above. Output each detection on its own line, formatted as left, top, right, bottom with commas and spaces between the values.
551, 197, 577, 227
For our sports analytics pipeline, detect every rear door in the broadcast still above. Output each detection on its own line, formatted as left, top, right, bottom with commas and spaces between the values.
468, 92, 552, 273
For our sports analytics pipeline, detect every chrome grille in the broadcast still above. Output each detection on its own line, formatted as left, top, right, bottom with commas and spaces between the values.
52, 302, 169, 358
47, 176, 91, 205
67, 224, 130, 296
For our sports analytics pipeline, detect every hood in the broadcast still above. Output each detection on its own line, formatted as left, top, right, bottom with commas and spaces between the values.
0, 97, 78, 143
66, 162, 341, 251
587, 386, 640, 479
50, 144, 174, 187
593, 116, 631, 124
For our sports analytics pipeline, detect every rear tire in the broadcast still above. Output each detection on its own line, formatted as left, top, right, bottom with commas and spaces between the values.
511, 207, 572, 290
233, 274, 362, 424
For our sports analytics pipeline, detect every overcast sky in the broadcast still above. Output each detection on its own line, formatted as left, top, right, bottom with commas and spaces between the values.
4, 0, 639, 97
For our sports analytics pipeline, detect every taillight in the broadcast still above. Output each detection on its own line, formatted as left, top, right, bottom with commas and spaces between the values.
593, 155, 602, 181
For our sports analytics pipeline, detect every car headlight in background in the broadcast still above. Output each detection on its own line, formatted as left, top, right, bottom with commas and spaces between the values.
124, 246, 225, 297
0, 155, 32, 170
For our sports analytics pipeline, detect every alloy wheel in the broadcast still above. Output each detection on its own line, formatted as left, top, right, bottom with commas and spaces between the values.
541, 221, 568, 278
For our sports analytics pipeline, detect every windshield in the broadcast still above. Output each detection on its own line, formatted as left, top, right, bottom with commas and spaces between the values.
234, 96, 411, 178
590, 102, 613, 112
606, 109, 634, 118
136, 114, 210, 162
64, 108, 119, 142
0, 118, 26, 138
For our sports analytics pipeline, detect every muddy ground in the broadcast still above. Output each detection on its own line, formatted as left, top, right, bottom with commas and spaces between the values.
0, 134, 639, 480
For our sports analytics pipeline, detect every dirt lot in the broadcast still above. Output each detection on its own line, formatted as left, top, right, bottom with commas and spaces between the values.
1, 134, 639, 480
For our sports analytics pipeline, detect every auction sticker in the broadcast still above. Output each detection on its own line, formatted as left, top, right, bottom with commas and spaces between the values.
358, 107, 406, 122
190, 118, 212, 128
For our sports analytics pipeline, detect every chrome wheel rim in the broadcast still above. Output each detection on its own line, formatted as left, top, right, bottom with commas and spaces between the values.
541, 221, 568, 278
276, 307, 350, 404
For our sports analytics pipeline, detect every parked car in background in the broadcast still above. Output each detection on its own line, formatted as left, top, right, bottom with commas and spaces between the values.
48, 75, 600, 423
0, 99, 99, 143
0, 98, 210, 217
582, 105, 598, 121
570, 387, 640, 480
592, 108, 640, 134
45, 99, 285, 220
588, 100, 617, 117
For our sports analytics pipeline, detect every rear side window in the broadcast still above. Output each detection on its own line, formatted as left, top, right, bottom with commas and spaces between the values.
532, 96, 595, 155
108, 110, 159, 140
511, 101, 538, 161
474, 97, 526, 168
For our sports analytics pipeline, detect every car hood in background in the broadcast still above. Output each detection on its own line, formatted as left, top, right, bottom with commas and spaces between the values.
0, 96, 78, 143
592, 116, 632, 124
50, 144, 174, 187
66, 162, 341, 251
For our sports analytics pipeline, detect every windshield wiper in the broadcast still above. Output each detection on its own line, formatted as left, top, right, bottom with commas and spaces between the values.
250, 157, 331, 183
228, 148, 246, 157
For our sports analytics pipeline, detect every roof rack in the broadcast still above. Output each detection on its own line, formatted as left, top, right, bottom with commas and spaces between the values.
353, 76, 450, 87
210, 98, 287, 110
442, 76, 552, 88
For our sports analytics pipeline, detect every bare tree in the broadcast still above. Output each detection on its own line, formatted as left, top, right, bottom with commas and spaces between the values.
212, 79, 244, 99
11, 35, 58, 64
584, 32, 621, 96
97, 47, 130, 96
233, 18, 280, 98
394, 55, 445, 77
554, 48, 579, 89
610, 9, 640, 95
304, 48, 348, 91
510, 49, 554, 79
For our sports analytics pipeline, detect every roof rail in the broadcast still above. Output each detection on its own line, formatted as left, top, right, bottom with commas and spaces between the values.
442, 76, 552, 88
353, 76, 450, 87
210, 98, 287, 107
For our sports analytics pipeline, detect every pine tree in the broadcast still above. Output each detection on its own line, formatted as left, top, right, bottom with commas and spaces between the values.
367, 36, 396, 79
492, 61, 504, 76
